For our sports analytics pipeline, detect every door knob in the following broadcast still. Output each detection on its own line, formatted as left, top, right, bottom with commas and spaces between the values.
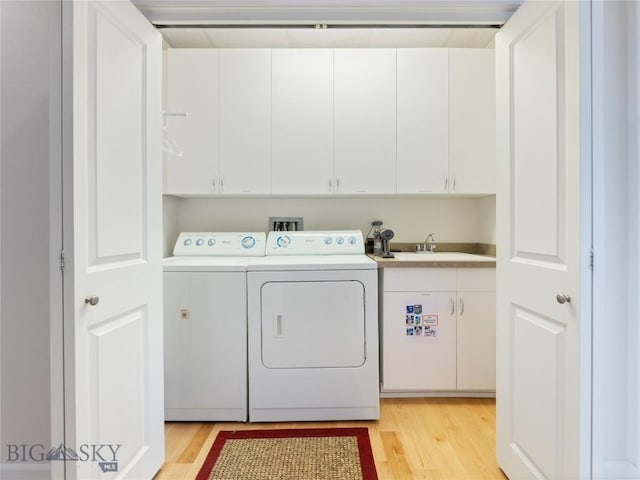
556, 293, 571, 304
85, 296, 100, 306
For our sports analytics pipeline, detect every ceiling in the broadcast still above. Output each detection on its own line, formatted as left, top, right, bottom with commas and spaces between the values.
158, 27, 498, 49
132, 1, 523, 48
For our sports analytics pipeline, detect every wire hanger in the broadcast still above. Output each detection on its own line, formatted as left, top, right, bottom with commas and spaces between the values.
162, 111, 188, 158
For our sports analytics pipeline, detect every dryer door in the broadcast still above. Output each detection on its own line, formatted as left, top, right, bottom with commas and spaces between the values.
261, 281, 365, 368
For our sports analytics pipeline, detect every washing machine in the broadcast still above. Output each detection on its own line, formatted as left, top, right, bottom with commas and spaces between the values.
163, 232, 265, 421
247, 230, 379, 422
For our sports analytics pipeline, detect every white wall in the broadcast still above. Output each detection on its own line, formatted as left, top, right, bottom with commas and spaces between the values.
163, 195, 182, 256
477, 195, 496, 244
592, 1, 639, 477
0, 2, 61, 478
164, 195, 494, 251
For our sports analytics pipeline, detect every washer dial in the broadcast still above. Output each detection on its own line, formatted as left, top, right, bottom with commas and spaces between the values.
241, 236, 256, 249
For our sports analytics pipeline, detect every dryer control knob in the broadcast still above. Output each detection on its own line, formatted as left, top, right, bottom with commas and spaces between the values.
183, 239, 192, 246
208, 239, 216, 246
276, 235, 291, 248
196, 239, 204, 246
336, 237, 344, 245
324, 237, 333, 245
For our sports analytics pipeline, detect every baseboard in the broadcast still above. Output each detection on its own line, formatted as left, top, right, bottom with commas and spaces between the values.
379, 390, 496, 398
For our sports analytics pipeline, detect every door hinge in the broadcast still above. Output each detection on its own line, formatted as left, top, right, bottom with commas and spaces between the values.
589, 249, 594, 270
59, 250, 65, 272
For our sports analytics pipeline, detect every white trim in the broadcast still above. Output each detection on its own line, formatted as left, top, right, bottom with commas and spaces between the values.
48, 3, 65, 480
578, 1, 593, 478
131, 0, 521, 25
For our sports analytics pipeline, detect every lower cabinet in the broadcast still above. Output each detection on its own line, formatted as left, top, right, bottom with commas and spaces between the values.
380, 267, 496, 394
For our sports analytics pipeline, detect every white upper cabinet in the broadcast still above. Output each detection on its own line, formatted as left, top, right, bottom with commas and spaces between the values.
272, 49, 334, 194
397, 49, 449, 194
334, 49, 397, 194
164, 49, 219, 195
164, 47, 496, 196
219, 49, 271, 194
448, 49, 496, 194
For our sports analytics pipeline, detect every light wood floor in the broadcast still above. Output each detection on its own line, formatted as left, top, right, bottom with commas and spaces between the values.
154, 397, 506, 480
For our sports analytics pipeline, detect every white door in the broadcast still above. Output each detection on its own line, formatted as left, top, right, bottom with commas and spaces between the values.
65, 1, 163, 479
496, 1, 588, 479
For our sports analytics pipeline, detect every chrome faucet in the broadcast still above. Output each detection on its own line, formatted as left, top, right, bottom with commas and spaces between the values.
424, 233, 436, 253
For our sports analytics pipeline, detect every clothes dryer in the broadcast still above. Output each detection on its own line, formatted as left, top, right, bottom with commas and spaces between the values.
246, 231, 379, 422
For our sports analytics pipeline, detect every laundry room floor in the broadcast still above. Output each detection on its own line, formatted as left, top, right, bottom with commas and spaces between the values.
153, 397, 506, 480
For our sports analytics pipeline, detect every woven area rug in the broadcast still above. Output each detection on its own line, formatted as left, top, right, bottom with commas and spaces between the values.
195, 427, 378, 480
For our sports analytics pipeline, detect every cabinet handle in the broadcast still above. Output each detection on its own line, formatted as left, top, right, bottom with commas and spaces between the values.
329, 178, 332, 192
337, 178, 340, 192
220, 177, 224, 192
458, 297, 464, 316
444, 177, 448, 191
212, 178, 217, 192
450, 297, 455, 315
452, 176, 456, 191
275, 313, 283, 337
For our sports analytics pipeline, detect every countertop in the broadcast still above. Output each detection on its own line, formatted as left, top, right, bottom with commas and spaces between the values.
370, 243, 496, 268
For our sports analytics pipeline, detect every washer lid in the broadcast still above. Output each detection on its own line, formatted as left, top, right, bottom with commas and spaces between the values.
173, 232, 266, 257
163, 256, 249, 272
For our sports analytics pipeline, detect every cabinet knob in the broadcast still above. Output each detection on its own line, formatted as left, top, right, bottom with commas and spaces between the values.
556, 293, 571, 304
85, 295, 100, 306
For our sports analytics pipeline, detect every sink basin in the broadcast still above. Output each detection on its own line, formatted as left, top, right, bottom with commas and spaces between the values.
392, 252, 494, 262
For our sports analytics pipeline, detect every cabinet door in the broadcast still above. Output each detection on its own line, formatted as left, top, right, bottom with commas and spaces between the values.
449, 49, 496, 194
272, 49, 334, 194
219, 49, 271, 193
397, 49, 449, 193
334, 49, 396, 193
165, 49, 219, 194
381, 291, 457, 391
456, 292, 496, 390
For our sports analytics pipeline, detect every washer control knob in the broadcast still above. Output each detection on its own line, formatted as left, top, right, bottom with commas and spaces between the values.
196, 239, 204, 246
207, 239, 216, 246
324, 237, 333, 245
241, 236, 256, 249
348, 236, 357, 245
336, 237, 344, 245
183, 239, 192, 246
